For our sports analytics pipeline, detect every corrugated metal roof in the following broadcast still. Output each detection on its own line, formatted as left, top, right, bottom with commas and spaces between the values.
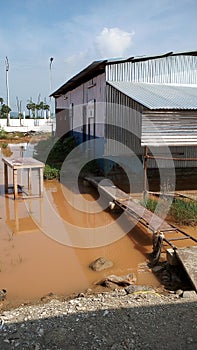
107, 81, 197, 110
51, 50, 197, 97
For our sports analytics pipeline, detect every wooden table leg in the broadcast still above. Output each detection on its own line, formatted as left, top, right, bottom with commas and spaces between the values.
39, 167, 44, 197
13, 169, 18, 199
28, 168, 32, 195
4, 163, 8, 194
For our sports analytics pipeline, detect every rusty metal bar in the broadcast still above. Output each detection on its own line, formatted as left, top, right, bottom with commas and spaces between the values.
147, 155, 197, 161
144, 146, 148, 195
168, 224, 197, 243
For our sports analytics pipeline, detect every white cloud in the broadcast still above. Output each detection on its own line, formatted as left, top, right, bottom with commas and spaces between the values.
95, 27, 135, 58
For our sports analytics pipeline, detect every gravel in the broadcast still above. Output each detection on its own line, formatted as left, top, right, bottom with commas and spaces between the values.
0, 288, 197, 350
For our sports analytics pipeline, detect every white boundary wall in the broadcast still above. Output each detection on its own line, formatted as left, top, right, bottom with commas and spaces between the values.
0, 118, 56, 133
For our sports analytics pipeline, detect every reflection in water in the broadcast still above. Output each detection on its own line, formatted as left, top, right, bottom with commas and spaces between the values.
4, 143, 196, 305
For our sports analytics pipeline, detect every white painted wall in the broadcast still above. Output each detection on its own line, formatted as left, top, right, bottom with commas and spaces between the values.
0, 118, 56, 133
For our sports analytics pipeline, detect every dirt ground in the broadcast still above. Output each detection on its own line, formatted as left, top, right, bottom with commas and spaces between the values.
0, 288, 197, 350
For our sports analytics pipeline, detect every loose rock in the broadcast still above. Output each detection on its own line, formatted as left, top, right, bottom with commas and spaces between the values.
0, 289, 7, 301
97, 273, 137, 287
125, 285, 154, 294
89, 257, 114, 271
182, 290, 197, 299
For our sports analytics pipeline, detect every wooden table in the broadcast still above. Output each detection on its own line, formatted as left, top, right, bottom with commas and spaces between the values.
2, 157, 44, 199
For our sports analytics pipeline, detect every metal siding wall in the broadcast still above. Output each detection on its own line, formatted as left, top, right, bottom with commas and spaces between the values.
105, 55, 197, 168
56, 95, 70, 109
55, 109, 70, 138
106, 55, 197, 84
142, 110, 197, 167
105, 87, 197, 169
170, 146, 197, 168
55, 73, 106, 138
142, 111, 197, 147
146, 145, 197, 168
105, 85, 143, 156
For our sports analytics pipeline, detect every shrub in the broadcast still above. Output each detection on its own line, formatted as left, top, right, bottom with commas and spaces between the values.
44, 164, 60, 180
1, 142, 8, 149
0, 128, 8, 139
34, 135, 77, 180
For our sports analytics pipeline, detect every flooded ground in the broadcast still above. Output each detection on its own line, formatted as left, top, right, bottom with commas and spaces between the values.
0, 142, 196, 306
0, 143, 159, 306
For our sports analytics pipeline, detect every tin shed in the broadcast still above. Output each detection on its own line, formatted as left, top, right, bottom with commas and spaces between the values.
52, 51, 197, 190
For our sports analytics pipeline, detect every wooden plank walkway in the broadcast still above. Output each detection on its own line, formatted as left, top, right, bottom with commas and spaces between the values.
86, 177, 176, 233
86, 177, 197, 246
86, 176, 197, 291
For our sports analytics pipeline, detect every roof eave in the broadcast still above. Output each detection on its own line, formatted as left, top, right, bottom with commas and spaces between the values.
51, 60, 107, 97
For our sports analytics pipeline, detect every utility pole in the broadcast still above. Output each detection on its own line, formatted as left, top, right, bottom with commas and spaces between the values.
49, 57, 54, 120
5, 56, 10, 126
16, 96, 22, 125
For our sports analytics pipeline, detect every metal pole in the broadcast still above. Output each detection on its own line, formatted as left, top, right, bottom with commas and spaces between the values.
5, 56, 10, 126
49, 57, 54, 121
143, 145, 148, 200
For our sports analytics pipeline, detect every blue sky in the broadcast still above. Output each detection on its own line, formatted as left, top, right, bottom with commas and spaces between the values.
0, 0, 196, 112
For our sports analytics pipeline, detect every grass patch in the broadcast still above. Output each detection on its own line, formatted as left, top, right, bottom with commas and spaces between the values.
141, 195, 197, 226
170, 198, 197, 225
141, 197, 158, 213
0, 129, 32, 140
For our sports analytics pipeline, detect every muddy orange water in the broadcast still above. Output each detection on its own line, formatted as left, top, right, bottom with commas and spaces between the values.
0, 143, 196, 306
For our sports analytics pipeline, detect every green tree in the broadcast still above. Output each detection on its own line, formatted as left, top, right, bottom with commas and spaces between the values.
0, 97, 4, 118
43, 102, 50, 118
18, 112, 23, 125
0, 104, 11, 119
26, 98, 50, 119
26, 103, 31, 117
31, 103, 36, 118
36, 103, 41, 118
26, 100, 36, 118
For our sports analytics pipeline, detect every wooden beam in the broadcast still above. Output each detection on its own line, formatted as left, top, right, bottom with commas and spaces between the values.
4, 163, 8, 194
13, 169, 18, 199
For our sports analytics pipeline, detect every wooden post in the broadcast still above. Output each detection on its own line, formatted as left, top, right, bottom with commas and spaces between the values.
13, 169, 18, 199
4, 163, 8, 194
143, 146, 148, 200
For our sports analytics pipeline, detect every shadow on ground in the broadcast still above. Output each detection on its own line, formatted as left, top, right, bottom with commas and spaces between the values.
0, 299, 196, 349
